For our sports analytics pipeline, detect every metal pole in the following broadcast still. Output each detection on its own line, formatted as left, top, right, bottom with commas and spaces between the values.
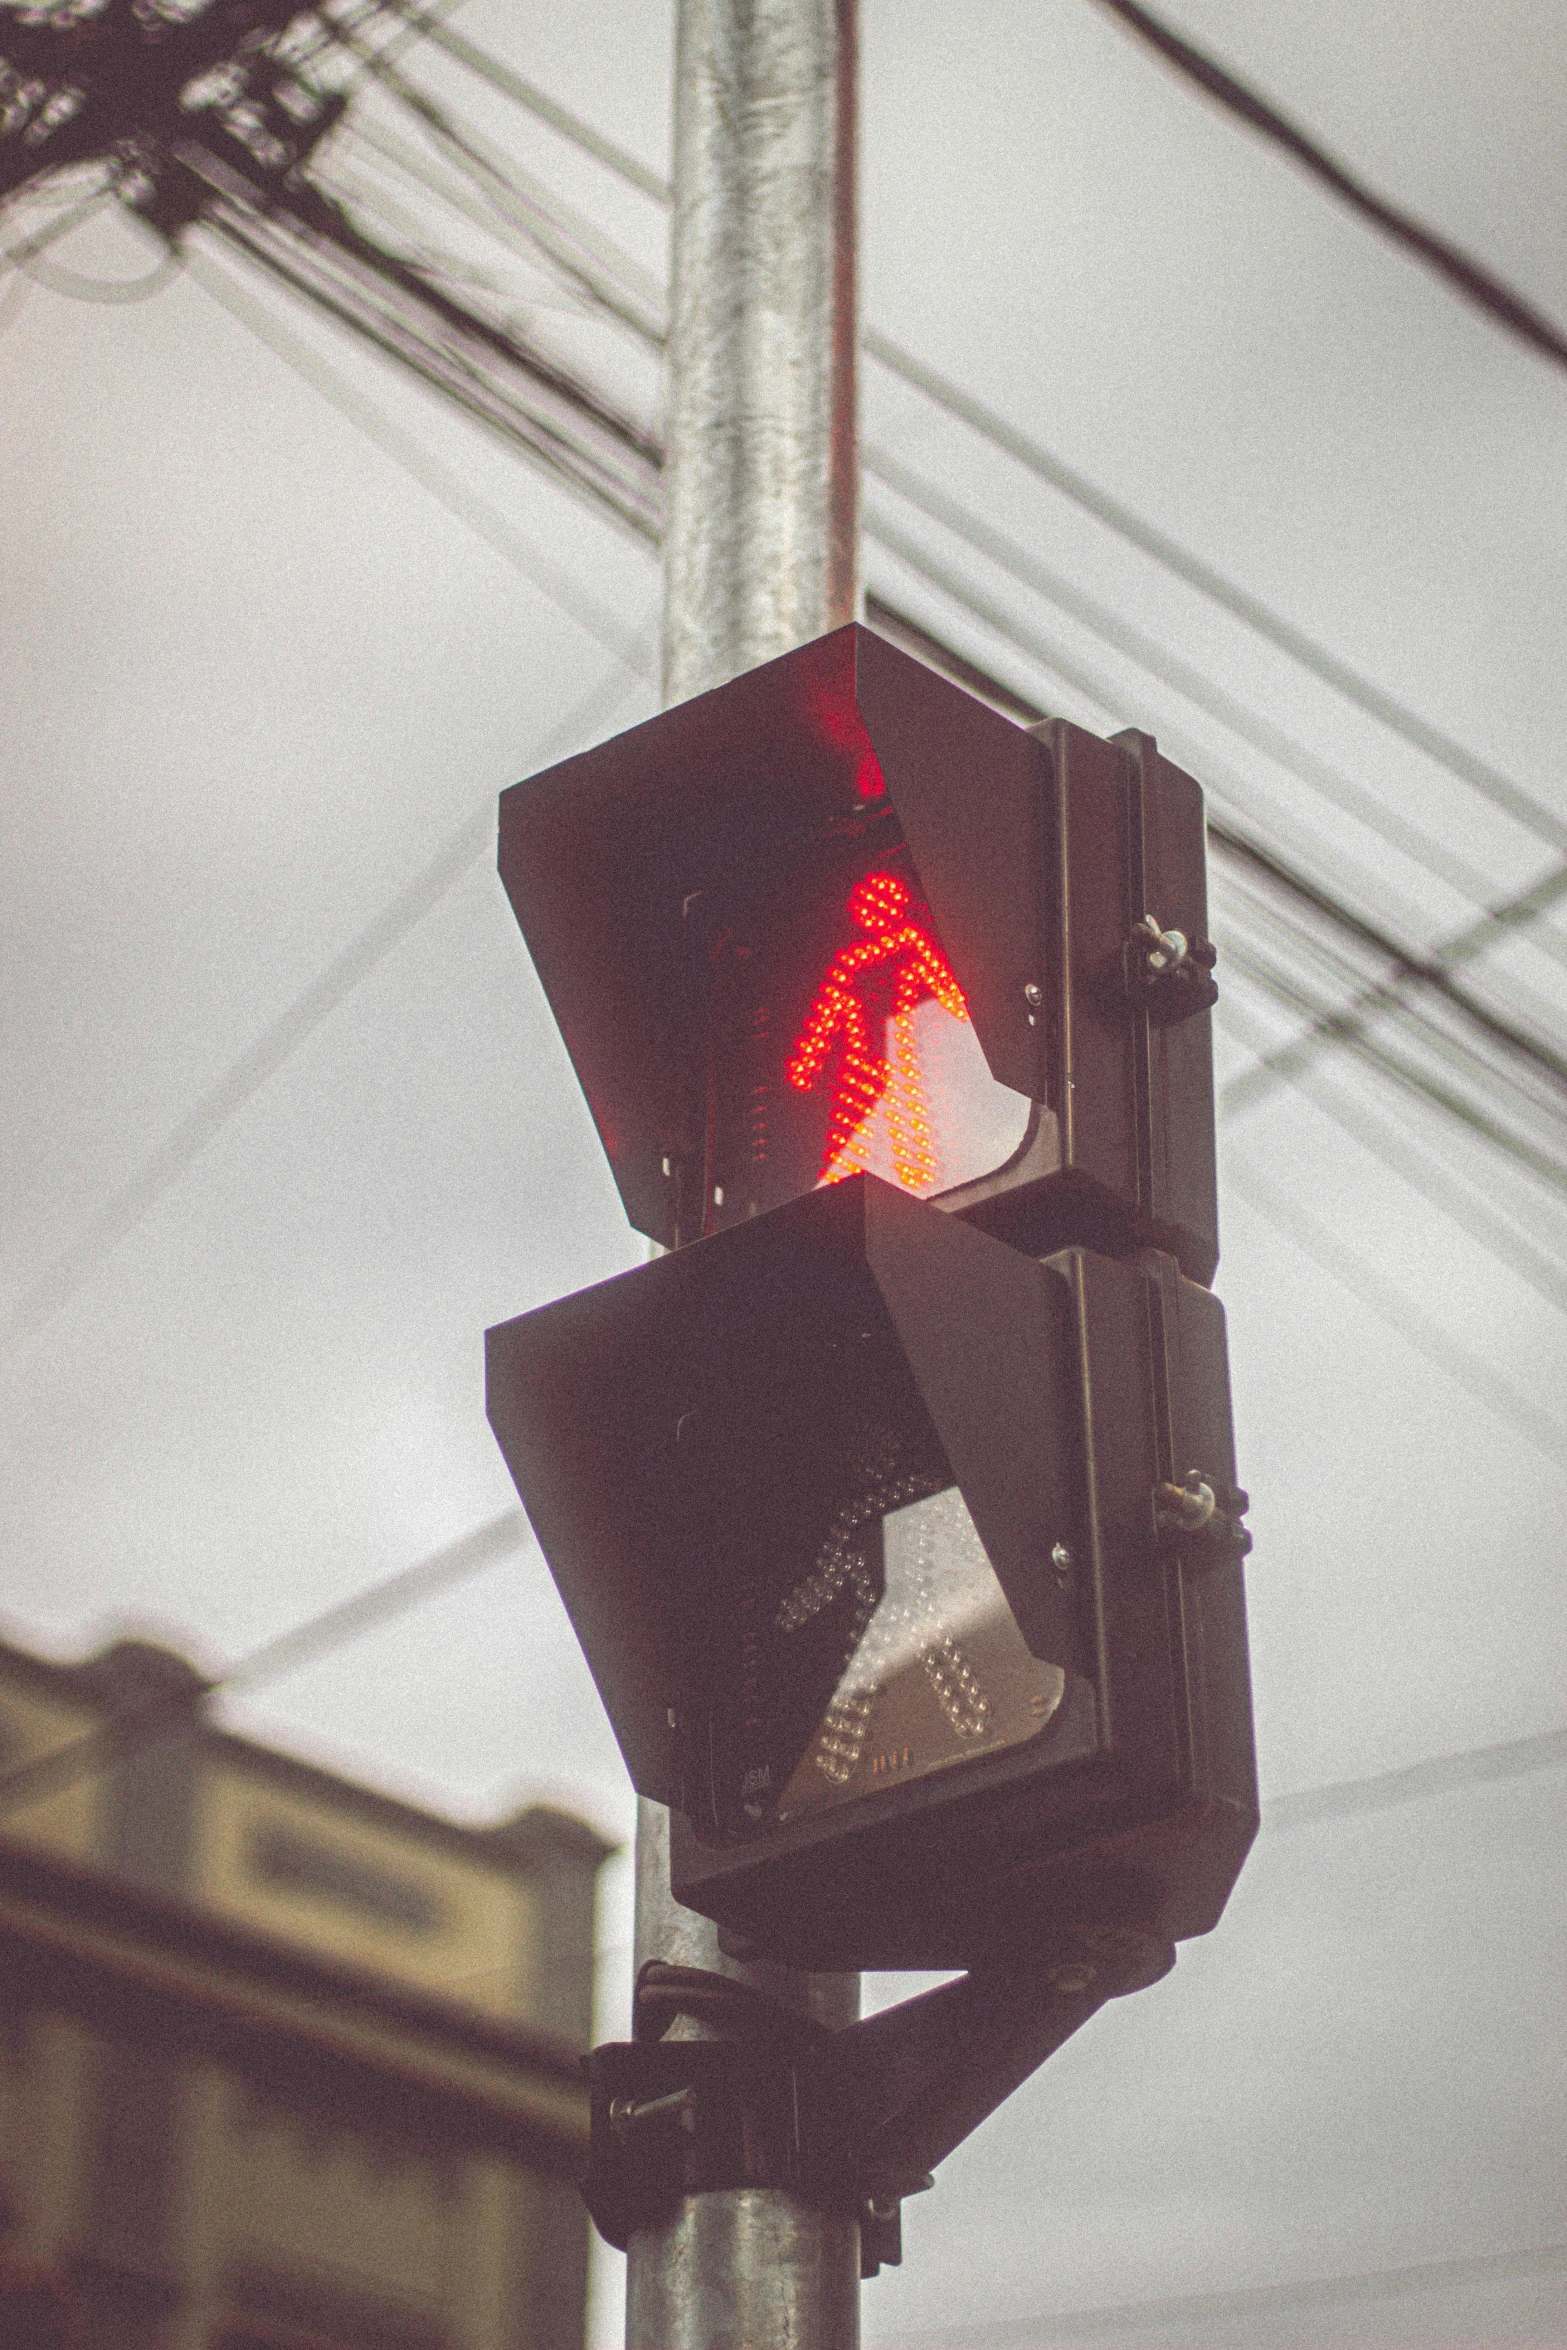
660, 0, 859, 709
627, 3, 861, 2342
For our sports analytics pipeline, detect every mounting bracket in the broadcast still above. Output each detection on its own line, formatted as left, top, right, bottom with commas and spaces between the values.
583, 1929, 1174, 2279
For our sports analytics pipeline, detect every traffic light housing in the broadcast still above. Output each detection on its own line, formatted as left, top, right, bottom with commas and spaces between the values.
487, 623, 1256, 1975
498, 623, 1220, 1281
487, 1175, 1253, 1972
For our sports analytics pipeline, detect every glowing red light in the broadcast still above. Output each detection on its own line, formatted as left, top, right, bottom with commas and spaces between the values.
785, 872, 970, 1193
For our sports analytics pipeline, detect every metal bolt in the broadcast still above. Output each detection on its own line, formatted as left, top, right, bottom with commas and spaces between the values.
1023, 981, 1043, 1006
1135, 914, 1189, 976
609, 2088, 698, 2142
1156, 1473, 1218, 1532
1047, 1960, 1098, 1995
1050, 1541, 1073, 1584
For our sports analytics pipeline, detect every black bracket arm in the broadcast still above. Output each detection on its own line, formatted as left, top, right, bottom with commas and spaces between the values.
582, 1928, 1173, 2278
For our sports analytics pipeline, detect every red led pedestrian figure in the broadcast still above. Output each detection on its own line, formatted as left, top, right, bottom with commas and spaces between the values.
786, 870, 970, 1192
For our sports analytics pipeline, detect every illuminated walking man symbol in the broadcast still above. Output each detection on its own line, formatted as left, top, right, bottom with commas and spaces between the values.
785, 870, 971, 1193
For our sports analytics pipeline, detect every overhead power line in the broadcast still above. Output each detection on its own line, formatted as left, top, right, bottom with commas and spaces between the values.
862, 519, 1567, 1080
1264, 1725, 1567, 1831
865, 451, 1546, 920
361, 0, 1567, 877
18, 118, 1561, 1387
1222, 1155, 1564, 1467
865, 599, 1567, 1447
1218, 933, 1567, 1200
3, 1490, 1559, 1858
326, 17, 666, 344
1205, 828, 1567, 1109
0, 640, 652, 1363
62, 209, 1567, 1348
1222, 855, 1567, 1120
189, 243, 654, 665
863, 333, 1567, 867
370, 0, 671, 203
1214, 986, 1567, 1317
1090, 0, 1567, 377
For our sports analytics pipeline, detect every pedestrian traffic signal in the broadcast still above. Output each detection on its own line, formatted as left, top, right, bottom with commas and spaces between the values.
487, 1174, 1254, 1972
497, 622, 1220, 1281
486, 623, 1255, 1973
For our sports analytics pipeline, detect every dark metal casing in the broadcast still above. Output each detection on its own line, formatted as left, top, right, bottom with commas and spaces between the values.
485, 1176, 1256, 1974
497, 623, 1221, 1281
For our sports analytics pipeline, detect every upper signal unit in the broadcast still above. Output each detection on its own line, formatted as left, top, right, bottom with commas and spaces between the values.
497, 623, 1221, 1281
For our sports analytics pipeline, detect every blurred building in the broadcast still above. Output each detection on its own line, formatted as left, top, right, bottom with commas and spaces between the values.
0, 1636, 612, 2350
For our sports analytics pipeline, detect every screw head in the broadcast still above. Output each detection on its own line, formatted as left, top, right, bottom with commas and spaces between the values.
1051, 1541, 1073, 1583
1023, 981, 1043, 1006
1047, 1960, 1098, 1995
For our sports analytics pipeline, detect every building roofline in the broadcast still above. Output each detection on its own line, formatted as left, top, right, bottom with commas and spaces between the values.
0, 1637, 618, 1876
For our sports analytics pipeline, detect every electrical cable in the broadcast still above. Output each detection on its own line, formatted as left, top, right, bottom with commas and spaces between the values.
1263, 1725, 1567, 1832
1221, 1154, 1564, 1467
1224, 856, 1567, 1121
16, 245, 183, 302
0, 626, 654, 1363
364, 0, 670, 202
261, 156, 1556, 1030
0, 1510, 529, 1823
188, 243, 653, 664
341, 108, 665, 328
864, 453, 1545, 924
864, 592, 1567, 1278
893, 2238, 1567, 2350
330, 118, 624, 318
201, 204, 660, 539
1215, 872, 1567, 1168
324, 15, 665, 345
1213, 988, 1567, 1316
1089, 0, 1567, 377
863, 516, 1567, 1043
285, 36, 1567, 1013
864, 573, 1567, 1083
0, 181, 113, 271
357, 0, 472, 74
0, 181, 114, 331
1219, 933, 1567, 1201
16, 146, 1562, 1374
1213, 866, 1567, 1130
863, 332, 1567, 868
342, 0, 1567, 869
1207, 818, 1567, 1068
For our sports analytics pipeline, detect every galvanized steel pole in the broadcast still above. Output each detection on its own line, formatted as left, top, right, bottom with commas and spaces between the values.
660, 0, 859, 709
627, 2, 861, 2342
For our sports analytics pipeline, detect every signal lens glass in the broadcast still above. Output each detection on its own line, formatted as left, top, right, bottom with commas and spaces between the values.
698, 838, 1031, 1232
718, 1475, 1065, 1842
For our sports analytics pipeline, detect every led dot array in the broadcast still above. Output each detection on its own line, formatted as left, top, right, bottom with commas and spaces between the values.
784, 872, 970, 1194
774, 1445, 997, 1795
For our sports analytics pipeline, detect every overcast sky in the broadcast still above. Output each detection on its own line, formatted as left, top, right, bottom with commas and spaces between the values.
1, 2, 1564, 2342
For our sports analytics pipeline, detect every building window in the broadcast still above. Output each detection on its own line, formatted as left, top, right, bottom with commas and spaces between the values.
245, 1825, 446, 1935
